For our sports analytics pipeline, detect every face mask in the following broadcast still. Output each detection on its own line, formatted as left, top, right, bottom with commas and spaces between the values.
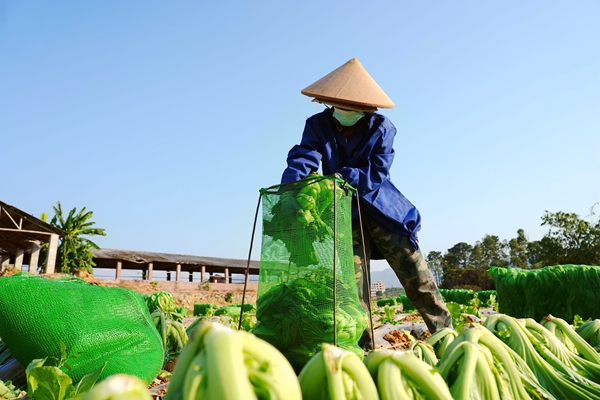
333, 108, 365, 126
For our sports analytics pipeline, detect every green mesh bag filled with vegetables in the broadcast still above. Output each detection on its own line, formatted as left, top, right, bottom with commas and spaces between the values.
253, 174, 367, 373
0, 274, 163, 384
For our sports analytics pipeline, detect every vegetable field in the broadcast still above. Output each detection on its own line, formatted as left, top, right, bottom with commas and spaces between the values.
4, 266, 600, 399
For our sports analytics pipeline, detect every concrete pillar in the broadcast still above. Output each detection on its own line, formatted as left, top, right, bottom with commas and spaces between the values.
14, 249, 24, 271
29, 241, 41, 274
189, 271, 193, 282
201, 266, 206, 282
147, 263, 153, 281
116, 261, 122, 282
0, 254, 9, 272
225, 267, 230, 284
176, 264, 181, 282
44, 234, 59, 274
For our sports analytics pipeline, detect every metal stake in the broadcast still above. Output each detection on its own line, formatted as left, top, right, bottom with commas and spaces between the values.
238, 193, 263, 330
355, 193, 375, 350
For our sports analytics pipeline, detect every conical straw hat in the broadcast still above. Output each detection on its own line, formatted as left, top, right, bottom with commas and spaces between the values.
301, 58, 395, 111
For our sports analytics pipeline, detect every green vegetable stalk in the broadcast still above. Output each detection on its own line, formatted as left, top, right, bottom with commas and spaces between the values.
364, 348, 453, 400
163, 321, 301, 400
484, 313, 600, 399
299, 343, 379, 400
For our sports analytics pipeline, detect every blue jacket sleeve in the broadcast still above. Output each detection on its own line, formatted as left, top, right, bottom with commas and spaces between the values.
337, 122, 396, 197
281, 119, 323, 183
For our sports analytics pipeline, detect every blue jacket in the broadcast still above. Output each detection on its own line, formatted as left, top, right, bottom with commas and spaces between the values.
282, 109, 422, 251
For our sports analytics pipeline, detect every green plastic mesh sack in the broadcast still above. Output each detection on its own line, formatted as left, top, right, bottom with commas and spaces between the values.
252, 175, 368, 373
489, 264, 600, 323
0, 274, 164, 383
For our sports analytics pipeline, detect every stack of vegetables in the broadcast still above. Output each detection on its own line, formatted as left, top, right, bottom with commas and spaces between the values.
193, 302, 218, 317
145, 291, 188, 368
490, 264, 600, 321
484, 313, 600, 399
439, 288, 476, 305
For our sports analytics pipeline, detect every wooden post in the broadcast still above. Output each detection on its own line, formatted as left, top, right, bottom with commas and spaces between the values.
44, 234, 59, 274
29, 241, 41, 274
14, 249, 24, 271
148, 263, 153, 281
116, 261, 122, 282
201, 266, 206, 282
176, 264, 181, 282
189, 271, 194, 282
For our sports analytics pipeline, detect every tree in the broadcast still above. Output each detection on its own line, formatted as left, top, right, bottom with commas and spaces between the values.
444, 242, 473, 269
49, 202, 106, 274
480, 234, 509, 269
529, 207, 600, 267
508, 229, 529, 269
426, 251, 444, 286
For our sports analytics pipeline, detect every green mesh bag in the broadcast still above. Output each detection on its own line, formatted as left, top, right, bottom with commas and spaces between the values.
252, 175, 368, 373
0, 274, 164, 384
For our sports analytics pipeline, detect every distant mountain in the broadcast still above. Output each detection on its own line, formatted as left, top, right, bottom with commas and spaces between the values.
370, 268, 401, 289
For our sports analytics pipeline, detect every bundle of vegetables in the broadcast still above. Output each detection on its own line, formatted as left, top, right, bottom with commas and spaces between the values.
396, 293, 416, 312
530, 315, 600, 383
489, 265, 600, 322
253, 268, 367, 372
81, 374, 152, 400
577, 319, 600, 349
144, 291, 185, 322
439, 288, 475, 305
299, 343, 378, 400
234, 303, 256, 312
193, 302, 217, 317
150, 309, 188, 367
475, 290, 497, 306
425, 327, 457, 359
163, 321, 301, 400
364, 348, 453, 400
437, 324, 553, 400
484, 313, 600, 399
379, 305, 397, 325
376, 298, 397, 307
409, 340, 438, 367
262, 174, 349, 267
540, 316, 578, 353
0, 379, 22, 399
215, 305, 242, 317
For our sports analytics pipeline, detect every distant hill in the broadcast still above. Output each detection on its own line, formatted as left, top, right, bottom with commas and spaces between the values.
370, 267, 401, 289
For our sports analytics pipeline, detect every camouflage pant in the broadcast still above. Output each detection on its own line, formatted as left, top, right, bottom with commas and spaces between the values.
353, 213, 452, 333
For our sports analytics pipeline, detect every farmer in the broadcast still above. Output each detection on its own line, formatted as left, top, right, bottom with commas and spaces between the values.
281, 58, 453, 348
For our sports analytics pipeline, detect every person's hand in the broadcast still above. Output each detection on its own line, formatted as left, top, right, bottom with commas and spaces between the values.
333, 172, 344, 180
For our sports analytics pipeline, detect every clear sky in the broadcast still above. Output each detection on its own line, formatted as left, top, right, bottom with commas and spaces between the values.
1, 1, 598, 272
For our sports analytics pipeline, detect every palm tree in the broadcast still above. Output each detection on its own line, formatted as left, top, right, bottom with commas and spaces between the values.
50, 202, 106, 274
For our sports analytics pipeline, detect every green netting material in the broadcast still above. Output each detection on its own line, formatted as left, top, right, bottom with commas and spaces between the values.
252, 175, 367, 373
489, 264, 600, 323
0, 275, 164, 383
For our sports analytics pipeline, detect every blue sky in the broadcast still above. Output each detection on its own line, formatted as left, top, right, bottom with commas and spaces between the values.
1, 1, 598, 272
